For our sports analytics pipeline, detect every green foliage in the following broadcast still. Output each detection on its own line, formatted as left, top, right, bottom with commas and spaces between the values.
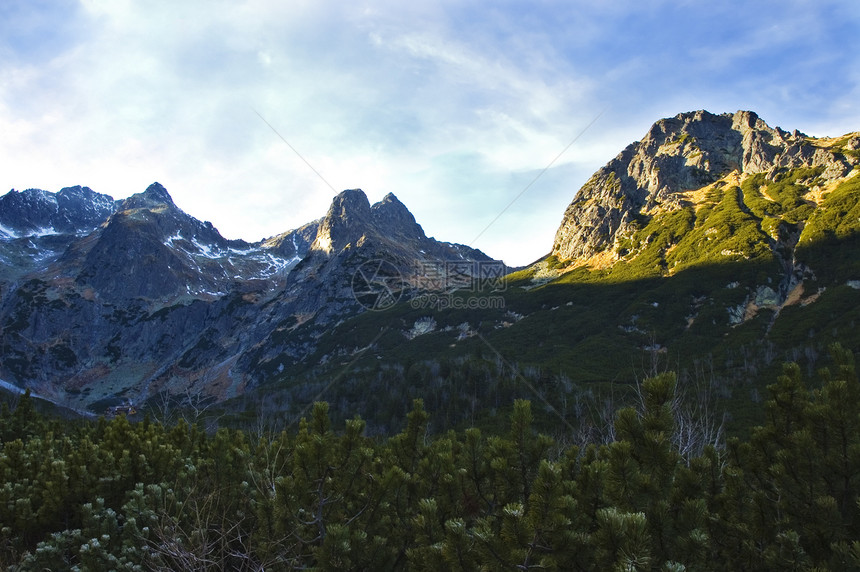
668, 186, 773, 270
798, 173, 860, 272
613, 207, 695, 279
741, 167, 823, 224
607, 174, 815, 282
3, 347, 860, 569
544, 254, 566, 271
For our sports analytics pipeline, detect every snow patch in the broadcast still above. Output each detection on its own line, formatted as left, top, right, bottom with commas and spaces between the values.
164, 232, 183, 247
0, 223, 62, 239
191, 238, 223, 259
31, 226, 60, 237
0, 223, 15, 239
0, 378, 43, 400
405, 316, 437, 339
0, 379, 26, 394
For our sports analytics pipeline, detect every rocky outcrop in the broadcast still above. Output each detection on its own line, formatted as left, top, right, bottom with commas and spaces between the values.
552, 110, 858, 262
283, 188, 493, 319
0, 186, 116, 238
0, 183, 498, 410
261, 221, 319, 260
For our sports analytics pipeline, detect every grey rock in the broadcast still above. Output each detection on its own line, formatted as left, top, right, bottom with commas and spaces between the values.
553, 110, 857, 262
0, 185, 116, 237
0, 183, 499, 410
754, 286, 779, 307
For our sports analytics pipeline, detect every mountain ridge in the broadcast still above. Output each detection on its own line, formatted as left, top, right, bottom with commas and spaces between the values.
0, 183, 498, 411
552, 109, 859, 265
1, 108, 858, 429
219, 109, 860, 434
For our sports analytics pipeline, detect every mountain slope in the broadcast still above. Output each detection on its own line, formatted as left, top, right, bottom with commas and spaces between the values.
0, 184, 497, 412
2, 109, 858, 436
553, 110, 857, 265
232, 110, 860, 435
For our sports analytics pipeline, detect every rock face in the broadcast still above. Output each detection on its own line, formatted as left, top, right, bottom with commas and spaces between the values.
552, 110, 859, 262
0, 185, 116, 238
228, 188, 496, 384
0, 183, 496, 411
281, 189, 492, 320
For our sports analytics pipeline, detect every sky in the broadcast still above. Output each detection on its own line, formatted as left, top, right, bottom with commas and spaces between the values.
1, 1, 858, 266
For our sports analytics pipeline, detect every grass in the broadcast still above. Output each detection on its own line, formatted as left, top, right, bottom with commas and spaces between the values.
741, 166, 823, 224
800, 172, 860, 245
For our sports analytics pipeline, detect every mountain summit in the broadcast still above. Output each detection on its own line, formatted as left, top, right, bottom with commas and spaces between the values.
553, 110, 859, 263
0, 184, 497, 410
120, 181, 176, 210
283, 188, 492, 322
0, 185, 115, 238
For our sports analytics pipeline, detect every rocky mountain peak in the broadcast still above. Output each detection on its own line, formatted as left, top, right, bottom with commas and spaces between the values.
330, 188, 372, 220
56, 185, 98, 199
0, 185, 116, 238
552, 109, 858, 262
120, 182, 175, 210
371, 192, 426, 242
378, 192, 403, 205
311, 189, 373, 254
310, 189, 435, 255
0, 188, 58, 235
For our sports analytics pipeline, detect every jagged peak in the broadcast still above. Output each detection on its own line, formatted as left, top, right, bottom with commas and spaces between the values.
372, 192, 410, 217
58, 185, 96, 196
328, 188, 371, 218
310, 188, 430, 254
142, 182, 174, 205
120, 182, 175, 211
3, 187, 56, 203
310, 189, 372, 254
372, 192, 425, 241
551, 109, 859, 264
640, 109, 790, 147
376, 191, 403, 205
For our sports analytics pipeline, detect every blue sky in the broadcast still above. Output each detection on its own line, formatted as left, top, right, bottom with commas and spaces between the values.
1, 1, 858, 265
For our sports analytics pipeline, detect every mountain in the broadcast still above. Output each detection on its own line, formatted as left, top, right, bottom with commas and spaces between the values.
0, 186, 117, 285
284, 189, 492, 318
229, 188, 495, 387
0, 184, 497, 412
543, 110, 860, 322
229, 110, 860, 435
0, 185, 115, 238
2, 109, 859, 435
552, 110, 857, 264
